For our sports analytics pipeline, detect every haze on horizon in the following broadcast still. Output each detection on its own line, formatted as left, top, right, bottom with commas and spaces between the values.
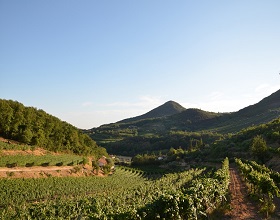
1, 1, 280, 129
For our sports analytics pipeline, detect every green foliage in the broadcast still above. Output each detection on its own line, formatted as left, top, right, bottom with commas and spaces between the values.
119, 100, 187, 123
104, 131, 223, 156
105, 157, 114, 166
0, 99, 106, 157
235, 158, 279, 217
0, 166, 204, 219
102, 164, 112, 175
91, 160, 100, 174
0, 153, 84, 167
209, 118, 280, 161
81, 157, 89, 165
250, 135, 268, 161
0, 141, 30, 151
0, 159, 231, 219
87, 90, 280, 158
131, 154, 159, 166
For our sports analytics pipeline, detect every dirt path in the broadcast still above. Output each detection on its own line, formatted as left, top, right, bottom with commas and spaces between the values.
0, 166, 73, 172
0, 165, 97, 178
225, 167, 262, 220
0, 165, 78, 178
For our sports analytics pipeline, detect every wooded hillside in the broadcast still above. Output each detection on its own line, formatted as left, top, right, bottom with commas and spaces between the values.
0, 99, 107, 157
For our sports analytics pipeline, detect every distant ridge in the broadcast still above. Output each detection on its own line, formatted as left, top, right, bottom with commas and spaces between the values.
91, 89, 280, 134
236, 89, 280, 117
118, 101, 186, 123
89, 89, 280, 156
200, 89, 280, 132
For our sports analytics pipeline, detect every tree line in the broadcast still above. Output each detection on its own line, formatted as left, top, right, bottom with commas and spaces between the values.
0, 99, 107, 157
209, 118, 280, 161
104, 131, 223, 156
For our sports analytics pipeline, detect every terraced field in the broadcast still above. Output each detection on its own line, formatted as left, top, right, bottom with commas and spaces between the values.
0, 159, 230, 219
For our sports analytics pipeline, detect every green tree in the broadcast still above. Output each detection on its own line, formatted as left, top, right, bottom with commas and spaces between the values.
0, 99, 107, 158
20, 128, 33, 144
105, 157, 114, 166
132, 154, 143, 165
0, 100, 13, 136
251, 135, 268, 162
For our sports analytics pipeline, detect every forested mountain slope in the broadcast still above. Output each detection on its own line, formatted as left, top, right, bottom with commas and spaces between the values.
205, 89, 280, 133
88, 89, 280, 156
0, 99, 106, 157
208, 117, 280, 162
118, 101, 186, 123
237, 88, 280, 117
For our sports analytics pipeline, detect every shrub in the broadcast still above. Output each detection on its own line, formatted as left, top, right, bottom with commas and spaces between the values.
56, 162, 63, 166
41, 162, 50, 167
6, 162, 17, 168
82, 157, 89, 165
25, 162, 35, 167
67, 161, 74, 166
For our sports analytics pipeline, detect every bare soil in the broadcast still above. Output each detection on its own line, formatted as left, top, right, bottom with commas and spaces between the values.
0, 137, 104, 178
1, 148, 51, 156
224, 167, 262, 219
0, 137, 58, 156
0, 165, 98, 178
0, 137, 21, 145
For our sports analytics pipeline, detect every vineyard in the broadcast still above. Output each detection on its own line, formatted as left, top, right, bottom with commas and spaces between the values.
0, 158, 230, 219
0, 154, 85, 167
235, 158, 280, 217
3, 156, 280, 219
0, 141, 86, 168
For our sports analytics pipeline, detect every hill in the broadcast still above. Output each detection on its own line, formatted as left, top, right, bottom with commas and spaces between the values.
88, 89, 280, 156
0, 99, 107, 157
118, 100, 186, 123
237, 88, 280, 117
206, 117, 280, 167
164, 108, 226, 131
204, 89, 280, 133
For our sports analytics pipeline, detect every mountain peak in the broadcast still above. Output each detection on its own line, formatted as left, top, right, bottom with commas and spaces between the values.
118, 101, 186, 123
153, 100, 186, 115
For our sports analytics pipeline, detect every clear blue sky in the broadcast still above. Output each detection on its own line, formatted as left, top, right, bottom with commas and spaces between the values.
1, 0, 280, 129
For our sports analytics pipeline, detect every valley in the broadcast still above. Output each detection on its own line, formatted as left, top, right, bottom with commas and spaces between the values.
88, 89, 280, 157
0, 90, 280, 219
2, 0, 280, 218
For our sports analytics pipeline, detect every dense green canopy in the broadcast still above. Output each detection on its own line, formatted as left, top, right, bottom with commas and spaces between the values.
0, 99, 107, 157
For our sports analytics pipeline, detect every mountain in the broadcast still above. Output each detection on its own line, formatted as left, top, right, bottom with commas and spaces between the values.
93, 89, 280, 136
205, 89, 280, 133
166, 108, 226, 130
118, 101, 186, 123
88, 89, 280, 156
236, 89, 280, 117
90, 89, 280, 136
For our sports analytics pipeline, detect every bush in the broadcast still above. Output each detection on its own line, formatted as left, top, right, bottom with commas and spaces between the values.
81, 157, 89, 165
103, 164, 111, 175
56, 162, 63, 166
67, 161, 74, 166
25, 162, 34, 167
6, 162, 17, 168
41, 162, 50, 167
